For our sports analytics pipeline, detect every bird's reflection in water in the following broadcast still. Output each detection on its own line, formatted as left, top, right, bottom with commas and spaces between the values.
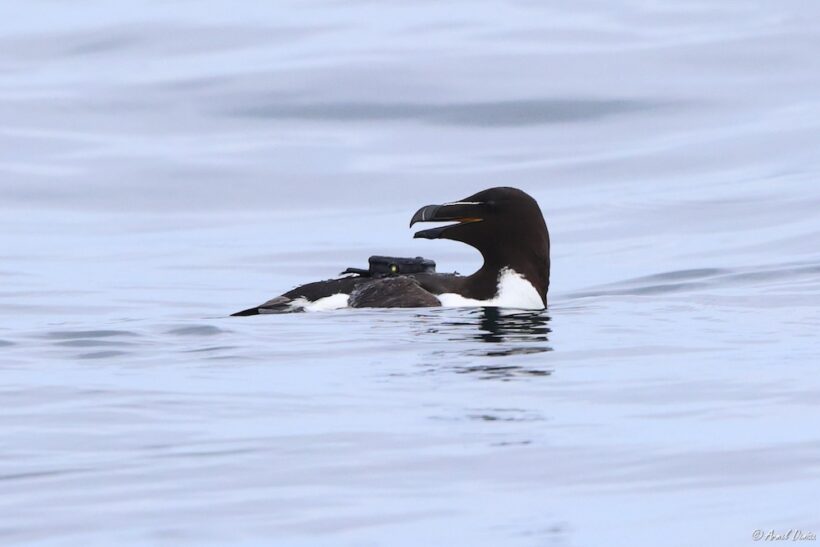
415, 307, 553, 380
472, 307, 551, 345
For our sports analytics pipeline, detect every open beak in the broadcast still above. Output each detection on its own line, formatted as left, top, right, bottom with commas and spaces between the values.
409, 202, 485, 239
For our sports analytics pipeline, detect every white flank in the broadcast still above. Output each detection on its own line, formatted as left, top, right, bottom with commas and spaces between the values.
286, 269, 541, 311
291, 293, 350, 312
436, 268, 544, 310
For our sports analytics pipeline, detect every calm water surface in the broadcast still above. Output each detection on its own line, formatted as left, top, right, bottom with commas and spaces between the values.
2, 1, 820, 546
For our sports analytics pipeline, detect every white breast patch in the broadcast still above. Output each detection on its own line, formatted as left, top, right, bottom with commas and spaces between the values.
436, 268, 544, 310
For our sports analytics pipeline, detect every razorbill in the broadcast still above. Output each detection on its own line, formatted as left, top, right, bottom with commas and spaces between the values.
231, 187, 550, 315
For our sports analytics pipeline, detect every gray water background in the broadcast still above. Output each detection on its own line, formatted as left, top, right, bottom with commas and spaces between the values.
1, 1, 820, 545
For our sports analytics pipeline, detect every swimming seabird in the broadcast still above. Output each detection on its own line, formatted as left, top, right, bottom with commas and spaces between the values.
231, 187, 550, 315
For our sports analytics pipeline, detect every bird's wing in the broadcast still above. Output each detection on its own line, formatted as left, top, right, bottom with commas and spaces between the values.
349, 277, 441, 308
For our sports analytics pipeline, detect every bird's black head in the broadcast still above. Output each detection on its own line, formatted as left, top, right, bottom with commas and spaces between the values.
410, 187, 550, 304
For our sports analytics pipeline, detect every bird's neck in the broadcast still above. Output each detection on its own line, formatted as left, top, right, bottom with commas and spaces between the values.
464, 252, 549, 306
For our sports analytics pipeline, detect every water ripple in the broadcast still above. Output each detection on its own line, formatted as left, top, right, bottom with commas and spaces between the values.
235, 98, 658, 127
166, 325, 228, 336
42, 330, 139, 340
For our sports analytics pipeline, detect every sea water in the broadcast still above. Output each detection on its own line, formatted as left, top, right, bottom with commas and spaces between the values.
1, 1, 819, 545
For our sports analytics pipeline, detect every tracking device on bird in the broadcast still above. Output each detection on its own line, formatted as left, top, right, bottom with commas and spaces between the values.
342, 256, 436, 277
